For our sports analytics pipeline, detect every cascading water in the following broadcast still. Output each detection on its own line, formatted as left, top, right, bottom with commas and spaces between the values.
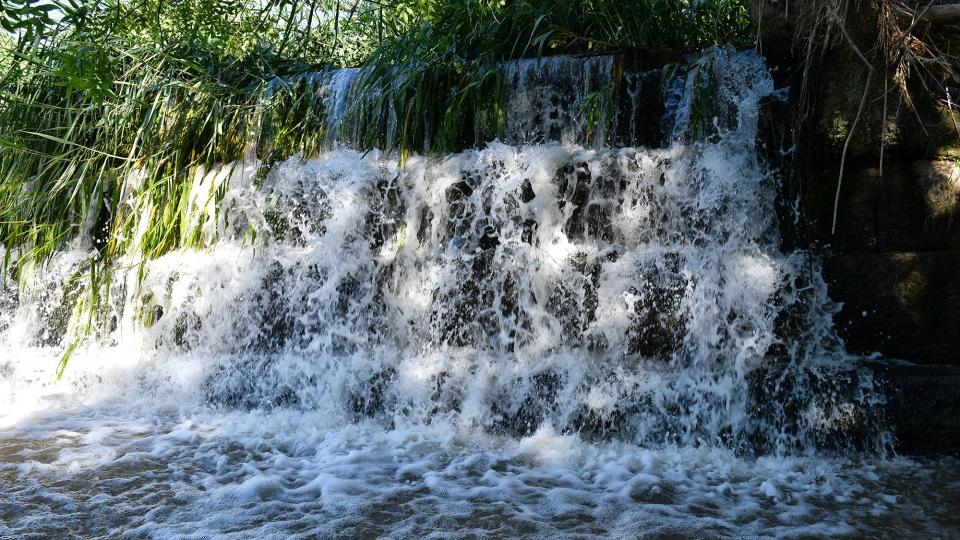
1, 48, 957, 538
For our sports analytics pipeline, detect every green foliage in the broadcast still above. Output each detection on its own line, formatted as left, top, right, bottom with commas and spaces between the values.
579, 82, 615, 143
0, 32, 12, 72
351, 0, 754, 154
0, 0, 385, 277
1, 0, 59, 43
675, 53, 724, 142
373, 0, 753, 63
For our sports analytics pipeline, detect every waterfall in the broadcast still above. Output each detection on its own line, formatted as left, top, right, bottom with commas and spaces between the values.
4, 48, 935, 538
0, 48, 887, 454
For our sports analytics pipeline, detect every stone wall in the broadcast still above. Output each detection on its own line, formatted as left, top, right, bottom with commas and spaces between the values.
810, 160, 960, 364
754, 0, 960, 367
754, 0, 960, 453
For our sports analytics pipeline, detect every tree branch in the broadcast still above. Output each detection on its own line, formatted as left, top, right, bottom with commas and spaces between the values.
923, 4, 960, 25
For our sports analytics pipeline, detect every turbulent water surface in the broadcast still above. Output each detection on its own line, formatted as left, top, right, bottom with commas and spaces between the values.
2, 49, 959, 538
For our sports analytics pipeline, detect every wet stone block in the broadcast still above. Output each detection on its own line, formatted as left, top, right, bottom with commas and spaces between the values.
869, 362, 960, 455
807, 160, 960, 252
546, 252, 606, 340
245, 261, 295, 350
747, 359, 888, 454
366, 175, 405, 252
824, 250, 960, 365
610, 69, 668, 148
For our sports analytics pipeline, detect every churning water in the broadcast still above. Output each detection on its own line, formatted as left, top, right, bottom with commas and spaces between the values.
2, 49, 958, 538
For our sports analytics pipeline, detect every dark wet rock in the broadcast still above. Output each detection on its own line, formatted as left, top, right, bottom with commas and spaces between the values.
499, 274, 520, 317
429, 258, 530, 351
335, 276, 362, 317
351, 367, 397, 418
557, 160, 594, 241
569, 406, 627, 440
569, 398, 637, 441
444, 177, 478, 243
869, 362, 960, 455
417, 206, 434, 244
806, 160, 960, 253
429, 287, 479, 348
758, 93, 800, 251
244, 261, 295, 350
149, 304, 164, 326
546, 252, 606, 341
555, 154, 631, 243
367, 174, 405, 252
520, 218, 538, 245
0, 285, 19, 336
756, 0, 958, 351
446, 179, 475, 202
30, 265, 86, 348
798, 116, 960, 369
276, 183, 333, 245
754, 0, 960, 160
626, 291, 685, 359
769, 266, 832, 360
172, 311, 203, 351
611, 69, 668, 148
547, 280, 589, 341
502, 56, 612, 145
519, 179, 536, 204
263, 207, 290, 240
478, 226, 500, 250
626, 254, 688, 360
490, 370, 563, 437
91, 194, 113, 253
426, 370, 462, 417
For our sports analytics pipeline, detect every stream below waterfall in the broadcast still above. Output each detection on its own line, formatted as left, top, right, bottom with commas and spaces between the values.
2, 399, 959, 538
2, 48, 959, 538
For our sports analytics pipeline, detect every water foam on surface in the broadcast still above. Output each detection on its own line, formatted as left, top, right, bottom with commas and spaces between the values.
2, 406, 958, 538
